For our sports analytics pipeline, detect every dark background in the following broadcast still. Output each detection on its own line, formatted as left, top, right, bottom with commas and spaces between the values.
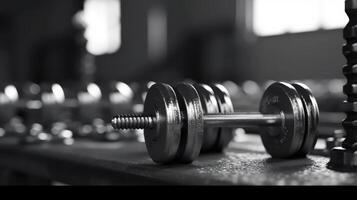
0, 0, 345, 86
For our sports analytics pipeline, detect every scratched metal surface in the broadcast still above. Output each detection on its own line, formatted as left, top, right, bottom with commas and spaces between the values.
0, 135, 356, 185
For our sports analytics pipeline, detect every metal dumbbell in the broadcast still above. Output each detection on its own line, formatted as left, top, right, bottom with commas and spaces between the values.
111, 81, 319, 164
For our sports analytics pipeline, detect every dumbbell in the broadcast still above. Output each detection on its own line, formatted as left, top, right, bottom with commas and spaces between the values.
111, 81, 319, 164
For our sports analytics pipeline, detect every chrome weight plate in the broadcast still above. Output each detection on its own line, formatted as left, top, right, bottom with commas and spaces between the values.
143, 83, 182, 164
193, 83, 220, 153
292, 82, 319, 157
259, 82, 306, 158
174, 83, 204, 163
210, 84, 235, 152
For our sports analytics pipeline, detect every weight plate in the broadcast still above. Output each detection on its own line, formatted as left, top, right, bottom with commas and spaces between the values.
143, 83, 182, 164
193, 83, 220, 153
292, 82, 319, 156
210, 84, 234, 152
259, 82, 306, 158
174, 83, 204, 163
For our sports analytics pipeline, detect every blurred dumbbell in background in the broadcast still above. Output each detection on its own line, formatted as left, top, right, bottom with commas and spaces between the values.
0, 84, 22, 138
16, 83, 74, 145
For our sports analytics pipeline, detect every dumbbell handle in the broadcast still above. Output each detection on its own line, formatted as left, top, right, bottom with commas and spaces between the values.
112, 112, 284, 130
203, 113, 283, 127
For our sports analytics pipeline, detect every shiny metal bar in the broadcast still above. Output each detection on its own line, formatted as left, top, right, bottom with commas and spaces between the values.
203, 112, 283, 127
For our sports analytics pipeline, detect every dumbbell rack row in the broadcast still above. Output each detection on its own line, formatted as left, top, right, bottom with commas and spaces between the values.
0, 81, 143, 144
0, 79, 346, 145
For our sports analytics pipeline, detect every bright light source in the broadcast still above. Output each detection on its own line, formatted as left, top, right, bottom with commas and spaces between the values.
52, 83, 65, 103
253, 0, 287, 36
78, 83, 102, 104
110, 82, 134, 103
253, 0, 348, 36
87, 83, 102, 100
320, 0, 348, 29
116, 82, 134, 99
4, 85, 19, 102
61, 130, 73, 138
287, 0, 320, 33
82, 0, 121, 55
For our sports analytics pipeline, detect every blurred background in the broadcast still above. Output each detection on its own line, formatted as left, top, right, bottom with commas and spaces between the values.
0, 0, 349, 146
0, 0, 347, 84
